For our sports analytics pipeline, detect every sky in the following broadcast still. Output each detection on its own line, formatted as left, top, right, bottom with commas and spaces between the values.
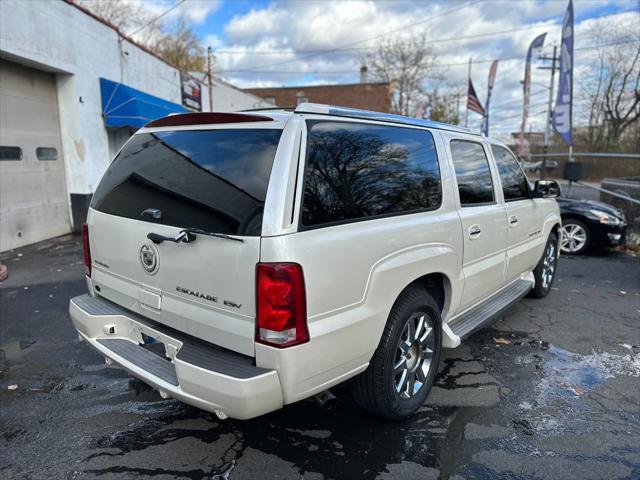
128, 0, 639, 139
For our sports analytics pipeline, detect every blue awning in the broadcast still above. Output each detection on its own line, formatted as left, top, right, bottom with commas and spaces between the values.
99, 78, 187, 128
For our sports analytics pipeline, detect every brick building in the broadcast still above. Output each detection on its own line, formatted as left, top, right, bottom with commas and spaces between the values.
244, 81, 393, 113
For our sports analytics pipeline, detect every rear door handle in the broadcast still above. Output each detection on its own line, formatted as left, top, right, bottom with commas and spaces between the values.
509, 215, 519, 226
468, 224, 482, 239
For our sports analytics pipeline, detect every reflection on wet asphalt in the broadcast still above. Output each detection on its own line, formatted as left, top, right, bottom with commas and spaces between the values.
0, 235, 639, 479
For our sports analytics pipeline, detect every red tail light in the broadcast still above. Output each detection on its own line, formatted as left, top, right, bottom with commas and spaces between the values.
256, 263, 309, 348
82, 223, 91, 277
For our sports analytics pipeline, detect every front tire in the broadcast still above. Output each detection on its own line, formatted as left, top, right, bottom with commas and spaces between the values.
561, 219, 591, 255
529, 232, 559, 298
352, 286, 442, 419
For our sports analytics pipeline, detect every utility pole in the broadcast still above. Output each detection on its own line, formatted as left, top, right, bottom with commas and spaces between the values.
207, 46, 213, 112
538, 45, 558, 180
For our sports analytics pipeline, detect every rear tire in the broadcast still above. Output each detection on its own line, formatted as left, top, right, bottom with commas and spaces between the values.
352, 286, 442, 419
529, 232, 559, 299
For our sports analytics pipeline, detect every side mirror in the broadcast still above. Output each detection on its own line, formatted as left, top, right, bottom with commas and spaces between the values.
532, 180, 561, 198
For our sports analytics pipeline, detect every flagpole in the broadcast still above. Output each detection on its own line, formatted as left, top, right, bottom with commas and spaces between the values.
465, 58, 471, 128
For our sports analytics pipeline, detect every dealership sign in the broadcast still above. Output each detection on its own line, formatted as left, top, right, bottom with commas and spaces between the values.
181, 73, 202, 112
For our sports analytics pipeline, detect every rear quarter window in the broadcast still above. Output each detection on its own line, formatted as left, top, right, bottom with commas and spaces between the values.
450, 140, 495, 206
301, 121, 442, 228
91, 129, 282, 236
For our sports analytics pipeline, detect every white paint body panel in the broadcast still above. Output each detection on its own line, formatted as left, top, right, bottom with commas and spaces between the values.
87, 209, 259, 357
74, 109, 561, 417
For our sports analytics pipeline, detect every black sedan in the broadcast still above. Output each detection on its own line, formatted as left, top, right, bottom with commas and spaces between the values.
556, 197, 628, 254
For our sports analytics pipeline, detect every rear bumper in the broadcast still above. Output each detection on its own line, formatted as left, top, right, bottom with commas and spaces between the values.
69, 294, 283, 419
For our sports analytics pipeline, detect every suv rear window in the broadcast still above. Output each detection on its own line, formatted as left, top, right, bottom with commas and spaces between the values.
91, 129, 282, 236
301, 121, 442, 228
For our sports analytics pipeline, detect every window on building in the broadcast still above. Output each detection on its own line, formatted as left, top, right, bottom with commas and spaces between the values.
301, 121, 442, 228
36, 147, 58, 161
296, 93, 308, 105
264, 96, 276, 105
0, 146, 23, 161
450, 140, 495, 206
491, 145, 530, 201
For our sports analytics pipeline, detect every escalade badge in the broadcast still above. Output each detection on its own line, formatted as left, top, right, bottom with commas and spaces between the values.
140, 243, 159, 275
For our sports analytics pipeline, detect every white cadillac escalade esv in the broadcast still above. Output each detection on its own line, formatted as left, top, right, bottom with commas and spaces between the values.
69, 104, 561, 420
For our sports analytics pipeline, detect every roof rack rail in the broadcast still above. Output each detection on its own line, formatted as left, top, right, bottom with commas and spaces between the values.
294, 103, 478, 136
239, 106, 296, 112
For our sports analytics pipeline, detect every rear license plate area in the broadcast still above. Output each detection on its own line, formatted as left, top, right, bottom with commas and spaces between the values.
140, 332, 169, 360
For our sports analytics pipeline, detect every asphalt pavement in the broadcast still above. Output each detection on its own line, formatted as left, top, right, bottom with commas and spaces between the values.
1, 235, 639, 480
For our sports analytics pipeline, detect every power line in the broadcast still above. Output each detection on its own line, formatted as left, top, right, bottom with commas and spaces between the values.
220, 39, 637, 75
492, 101, 548, 116
491, 92, 547, 111
238, 0, 480, 71
217, 23, 554, 56
128, 0, 186, 37
492, 108, 547, 124
215, 10, 639, 57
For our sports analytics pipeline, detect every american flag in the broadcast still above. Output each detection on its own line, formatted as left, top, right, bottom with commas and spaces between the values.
467, 79, 485, 116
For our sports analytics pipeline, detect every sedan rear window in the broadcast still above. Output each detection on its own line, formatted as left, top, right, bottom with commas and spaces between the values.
91, 129, 282, 236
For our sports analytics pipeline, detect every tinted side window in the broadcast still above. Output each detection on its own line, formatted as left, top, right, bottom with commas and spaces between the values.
91, 129, 282, 236
450, 140, 494, 206
491, 145, 530, 201
301, 121, 442, 228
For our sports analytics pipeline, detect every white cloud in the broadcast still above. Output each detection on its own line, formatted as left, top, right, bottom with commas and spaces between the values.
204, 33, 224, 49
128, 0, 221, 26
202, 0, 639, 140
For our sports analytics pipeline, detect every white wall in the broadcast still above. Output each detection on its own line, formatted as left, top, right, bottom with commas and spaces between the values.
0, 0, 270, 196
212, 78, 272, 111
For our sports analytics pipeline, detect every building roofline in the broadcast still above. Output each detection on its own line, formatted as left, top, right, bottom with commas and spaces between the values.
64, 0, 205, 85
244, 81, 391, 92
212, 76, 275, 105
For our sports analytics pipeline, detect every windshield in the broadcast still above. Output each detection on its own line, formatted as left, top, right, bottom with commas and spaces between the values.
91, 129, 282, 236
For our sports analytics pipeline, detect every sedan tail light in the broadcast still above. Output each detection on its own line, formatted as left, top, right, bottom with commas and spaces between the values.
256, 263, 309, 348
82, 223, 91, 277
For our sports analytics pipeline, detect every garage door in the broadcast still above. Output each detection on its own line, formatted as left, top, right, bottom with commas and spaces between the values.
0, 59, 70, 251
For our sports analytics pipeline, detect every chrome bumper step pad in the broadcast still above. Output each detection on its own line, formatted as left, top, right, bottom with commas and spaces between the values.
72, 294, 270, 380
97, 338, 178, 385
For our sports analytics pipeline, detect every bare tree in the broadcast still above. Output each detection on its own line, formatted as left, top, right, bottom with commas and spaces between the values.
75, 0, 162, 44
420, 85, 463, 124
75, 1, 206, 72
579, 20, 640, 151
365, 34, 442, 116
154, 17, 206, 72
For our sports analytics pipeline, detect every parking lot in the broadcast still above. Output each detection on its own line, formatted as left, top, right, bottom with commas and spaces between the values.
1, 235, 639, 480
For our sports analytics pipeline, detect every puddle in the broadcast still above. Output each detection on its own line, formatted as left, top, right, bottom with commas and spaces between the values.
545, 345, 640, 392
532, 344, 640, 407
0, 340, 38, 363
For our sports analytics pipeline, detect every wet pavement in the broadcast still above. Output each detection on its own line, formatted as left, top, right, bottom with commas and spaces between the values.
1, 235, 639, 480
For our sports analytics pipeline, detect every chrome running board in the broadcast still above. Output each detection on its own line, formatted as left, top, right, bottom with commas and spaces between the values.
448, 279, 533, 339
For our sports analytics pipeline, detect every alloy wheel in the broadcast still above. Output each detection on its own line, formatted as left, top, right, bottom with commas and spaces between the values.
541, 240, 557, 289
561, 223, 587, 254
393, 312, 435, 399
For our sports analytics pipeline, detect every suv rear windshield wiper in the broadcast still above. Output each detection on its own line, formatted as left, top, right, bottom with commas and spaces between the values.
147, 227, 245, 245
